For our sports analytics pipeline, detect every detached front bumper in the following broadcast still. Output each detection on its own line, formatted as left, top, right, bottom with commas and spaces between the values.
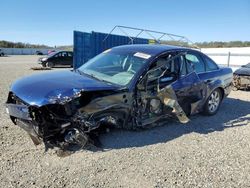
5, 103, 42, 145
37, 58, 43, 64
5, 103, 31, 120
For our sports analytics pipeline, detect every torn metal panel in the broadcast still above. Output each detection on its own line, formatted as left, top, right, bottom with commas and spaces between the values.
16, 119, 42, 145
157, 85, 189, 123
79, 93, 132, 114
47, 88, 84, 104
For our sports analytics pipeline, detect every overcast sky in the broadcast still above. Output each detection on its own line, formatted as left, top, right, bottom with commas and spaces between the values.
0, 0, 249, 46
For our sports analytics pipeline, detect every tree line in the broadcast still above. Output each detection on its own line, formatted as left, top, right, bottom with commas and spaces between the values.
0, 40, 51, 48
161, 40, 250, 48
195, 41, 250, 48
1, 40, 250, 49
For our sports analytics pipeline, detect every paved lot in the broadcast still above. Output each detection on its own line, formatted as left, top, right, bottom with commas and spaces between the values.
0, 55, 250, 187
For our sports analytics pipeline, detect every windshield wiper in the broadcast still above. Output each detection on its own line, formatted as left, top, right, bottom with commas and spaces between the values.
75, 69, 120, 86
87, 73, 114, 85
78, 70, 111, 84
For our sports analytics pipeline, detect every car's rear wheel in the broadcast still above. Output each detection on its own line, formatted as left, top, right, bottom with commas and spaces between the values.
46, 62, 54, 68
203, 89, 222, 115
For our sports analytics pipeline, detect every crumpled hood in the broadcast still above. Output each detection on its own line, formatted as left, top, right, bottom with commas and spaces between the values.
234, 67, 250, 76
11, 70, 119, 106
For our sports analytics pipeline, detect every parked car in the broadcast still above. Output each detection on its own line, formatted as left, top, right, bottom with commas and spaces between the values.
233, 63, 250, 90
5, 45, 233, 150
48, 50, 57, 55
0, 49, 5, 56
38, 51, 73, 68
35, 50, 44, 55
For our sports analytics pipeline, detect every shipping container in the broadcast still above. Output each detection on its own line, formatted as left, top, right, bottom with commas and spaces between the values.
73, 31, 150, 68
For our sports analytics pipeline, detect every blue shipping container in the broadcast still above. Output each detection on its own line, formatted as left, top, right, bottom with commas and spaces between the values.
73, 31, 149, 68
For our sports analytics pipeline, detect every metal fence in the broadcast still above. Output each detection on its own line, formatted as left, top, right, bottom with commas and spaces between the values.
73, 26, 197, 68
0, 48, 51, 55
205, 52, 250, 70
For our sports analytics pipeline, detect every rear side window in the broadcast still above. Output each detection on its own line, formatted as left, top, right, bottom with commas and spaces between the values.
185, 53, 205, 73
204, 56, 218, 71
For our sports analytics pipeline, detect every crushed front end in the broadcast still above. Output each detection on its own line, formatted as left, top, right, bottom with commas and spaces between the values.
233, 74, 250, 90
5, 92, 93, 149
5, 85, 133, 151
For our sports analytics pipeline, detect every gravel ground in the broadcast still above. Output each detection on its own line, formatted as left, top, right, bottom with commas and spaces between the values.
0, 55, 250, 188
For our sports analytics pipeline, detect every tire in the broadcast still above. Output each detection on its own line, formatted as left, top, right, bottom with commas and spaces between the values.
46, 62, 54, 68
42, 62, 46, 67
203, 89, 222, 115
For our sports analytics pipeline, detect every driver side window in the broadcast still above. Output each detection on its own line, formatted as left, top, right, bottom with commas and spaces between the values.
147, 53, 181, 82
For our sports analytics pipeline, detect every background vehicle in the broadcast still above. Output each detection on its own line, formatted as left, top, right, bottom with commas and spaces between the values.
35, 50, 44, 55
0, 49, 5, 56
38, 51, 73, 67
6, 45, 233, 150
233, 63, 250, 90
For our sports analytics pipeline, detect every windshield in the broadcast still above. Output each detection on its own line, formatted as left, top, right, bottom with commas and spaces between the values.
78, 51, 149, 86
48, 51, 58, 57
243, 63, 250, 68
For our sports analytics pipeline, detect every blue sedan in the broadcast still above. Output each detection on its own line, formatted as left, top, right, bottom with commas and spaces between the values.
5, 44, 233, 150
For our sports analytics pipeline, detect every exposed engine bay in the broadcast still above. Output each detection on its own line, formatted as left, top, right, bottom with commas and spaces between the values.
233, 74, 250, 90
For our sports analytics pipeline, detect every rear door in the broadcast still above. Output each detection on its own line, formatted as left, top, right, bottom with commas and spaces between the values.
198, 54, 220, 83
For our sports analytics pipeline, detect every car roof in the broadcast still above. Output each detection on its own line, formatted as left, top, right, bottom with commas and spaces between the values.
111, 44, 191, 56
56, 50, 73, 53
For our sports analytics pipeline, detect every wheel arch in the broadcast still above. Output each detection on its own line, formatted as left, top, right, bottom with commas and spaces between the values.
217, 87, 225, 99
207, 79, 225, 100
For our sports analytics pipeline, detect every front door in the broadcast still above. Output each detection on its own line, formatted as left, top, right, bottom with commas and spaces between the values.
172, 52, 207, 114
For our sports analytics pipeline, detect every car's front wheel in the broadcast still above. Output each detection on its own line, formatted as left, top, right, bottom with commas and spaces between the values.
46, 62, 54, 68
41, 62, 46, 67
203, 89, 222, 115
